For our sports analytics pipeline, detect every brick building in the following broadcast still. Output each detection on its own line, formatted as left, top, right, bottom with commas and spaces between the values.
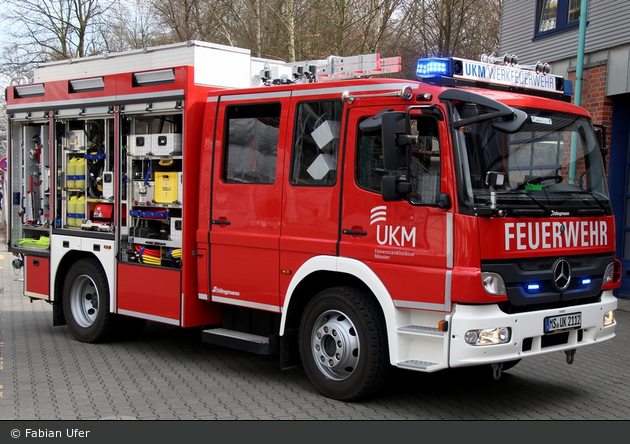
500, 0, 630, 297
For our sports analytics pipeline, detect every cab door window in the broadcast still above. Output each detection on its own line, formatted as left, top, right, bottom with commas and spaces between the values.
357, 115, 441, 204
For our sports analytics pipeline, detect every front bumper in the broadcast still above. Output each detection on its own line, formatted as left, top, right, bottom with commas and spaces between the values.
448, 291, 617, 367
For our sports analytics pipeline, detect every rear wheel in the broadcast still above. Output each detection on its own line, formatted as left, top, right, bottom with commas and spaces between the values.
299, 287, 389, 401
63, 258, 115, 343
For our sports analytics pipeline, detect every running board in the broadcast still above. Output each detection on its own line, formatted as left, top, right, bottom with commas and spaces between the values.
397, 360, 441, 371
201, 328, 279, 355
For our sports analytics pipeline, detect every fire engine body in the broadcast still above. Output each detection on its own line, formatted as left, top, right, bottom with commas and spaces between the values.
5, 41, 620, 401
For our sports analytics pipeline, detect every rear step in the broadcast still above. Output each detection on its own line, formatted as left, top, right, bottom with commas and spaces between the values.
201, 328, 279, 355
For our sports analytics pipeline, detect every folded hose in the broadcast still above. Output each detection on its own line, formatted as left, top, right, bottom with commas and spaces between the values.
134, 245, 181, 266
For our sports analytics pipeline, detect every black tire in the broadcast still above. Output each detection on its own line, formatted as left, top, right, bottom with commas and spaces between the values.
299, 286, 389, 401
62, 258, 116, 343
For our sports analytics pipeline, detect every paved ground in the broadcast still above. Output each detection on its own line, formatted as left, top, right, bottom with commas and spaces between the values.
1, 222, 630, 421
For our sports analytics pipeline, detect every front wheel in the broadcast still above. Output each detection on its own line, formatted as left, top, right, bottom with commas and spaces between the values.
299, 287, 389, 401
62, 258, 115, 343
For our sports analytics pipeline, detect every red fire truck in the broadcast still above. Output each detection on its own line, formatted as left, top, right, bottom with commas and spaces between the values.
5, 42, 621, 401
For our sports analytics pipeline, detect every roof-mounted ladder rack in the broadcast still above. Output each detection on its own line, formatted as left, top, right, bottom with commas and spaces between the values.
260, 53, 401, 84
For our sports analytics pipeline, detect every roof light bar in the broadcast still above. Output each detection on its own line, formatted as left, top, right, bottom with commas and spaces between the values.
416, 55, 570, 96
482, 53, 519, 66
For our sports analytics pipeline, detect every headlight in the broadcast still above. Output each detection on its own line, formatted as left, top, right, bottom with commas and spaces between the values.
603, 263, 614, 285
604, 310, 615, 326
481, 272, 507, 295
465, 327, 511, 346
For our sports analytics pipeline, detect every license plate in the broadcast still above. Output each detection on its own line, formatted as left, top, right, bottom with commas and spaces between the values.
544, 312, 582, 333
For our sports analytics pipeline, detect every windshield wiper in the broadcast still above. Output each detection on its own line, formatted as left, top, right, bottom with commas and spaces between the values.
552, 189, 609, 215
475, 190, 551, 216
513, 191, 551, 216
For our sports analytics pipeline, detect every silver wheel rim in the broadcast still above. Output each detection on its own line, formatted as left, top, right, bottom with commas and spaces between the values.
311, 309, 360, 381
69, 274, 99, 328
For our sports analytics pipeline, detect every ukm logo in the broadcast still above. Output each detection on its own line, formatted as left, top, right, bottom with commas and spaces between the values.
371, 206, 416, 247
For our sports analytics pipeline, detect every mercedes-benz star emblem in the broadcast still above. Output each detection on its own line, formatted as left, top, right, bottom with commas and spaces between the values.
552, 258, 571, 292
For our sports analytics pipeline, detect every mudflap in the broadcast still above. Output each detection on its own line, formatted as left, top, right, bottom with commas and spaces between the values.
280, 327, 301, 370
53, 298, 66, 326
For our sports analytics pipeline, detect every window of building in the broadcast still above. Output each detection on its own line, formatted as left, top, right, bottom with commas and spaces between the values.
223, 103, 281, 184
535, 0, 582, 39
290, 100, 343, 186
567, 0, 581, 23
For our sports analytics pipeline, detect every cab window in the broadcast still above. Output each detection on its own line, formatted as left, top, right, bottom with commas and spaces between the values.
357, 115, 441, 204
223, 103, 281, 184
290, 100, 343, 186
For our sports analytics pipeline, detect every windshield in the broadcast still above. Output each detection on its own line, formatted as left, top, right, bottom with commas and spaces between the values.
453, 104, 611, 216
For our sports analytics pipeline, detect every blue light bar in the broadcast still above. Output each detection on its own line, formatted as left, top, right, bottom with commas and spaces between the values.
527, 284, 540, 291
416, 58, 452, 78
581, 278, 591, 285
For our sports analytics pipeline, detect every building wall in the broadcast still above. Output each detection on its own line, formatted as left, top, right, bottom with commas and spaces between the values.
566, 62, 614, 167
500, 0, 630, 69
500, 0, 630, 297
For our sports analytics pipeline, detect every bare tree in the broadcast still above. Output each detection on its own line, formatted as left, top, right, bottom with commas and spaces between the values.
148, 0, 402, 62
1, 0, 116, 64
100, 0, 168, 52
0, 0, 503, 82
390, 0, 502, 78
291, 0, 402, 59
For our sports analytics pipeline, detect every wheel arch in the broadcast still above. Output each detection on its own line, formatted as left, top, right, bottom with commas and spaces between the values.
53, 250, 110, 310
280, 256, 399, 364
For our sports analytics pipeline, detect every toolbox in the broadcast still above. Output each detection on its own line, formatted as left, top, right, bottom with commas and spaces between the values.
154, 172, 178, 204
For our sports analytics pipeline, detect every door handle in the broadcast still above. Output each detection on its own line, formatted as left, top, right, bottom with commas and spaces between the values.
212, 220, 231, 225
342, 229, 367, 236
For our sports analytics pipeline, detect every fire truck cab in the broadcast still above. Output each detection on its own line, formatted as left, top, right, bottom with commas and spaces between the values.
5, 42, 621, 401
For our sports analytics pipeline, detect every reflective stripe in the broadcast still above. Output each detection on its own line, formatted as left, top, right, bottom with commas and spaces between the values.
393, 299, 448, 311
447, 212, 453, 269
291, 82, 410, 97
215, 91, 292, 102
118, 309, 180, 326
8, 89, 185, 112
211, 295, 282, 313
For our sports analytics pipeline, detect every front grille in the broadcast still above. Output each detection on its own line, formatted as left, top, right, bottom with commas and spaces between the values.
483, 252, 614, 312
517, 255, 596, 271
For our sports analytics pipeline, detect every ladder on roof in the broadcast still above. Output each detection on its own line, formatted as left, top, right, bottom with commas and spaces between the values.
260, 53, 401, 84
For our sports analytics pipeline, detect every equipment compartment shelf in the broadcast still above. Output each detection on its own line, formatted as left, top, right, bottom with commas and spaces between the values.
129, 209, 169, 218
128, 237, 182, 248
131, 202, 182, 209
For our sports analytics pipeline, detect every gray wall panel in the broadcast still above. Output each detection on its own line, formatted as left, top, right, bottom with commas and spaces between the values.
500, 0, 630, 95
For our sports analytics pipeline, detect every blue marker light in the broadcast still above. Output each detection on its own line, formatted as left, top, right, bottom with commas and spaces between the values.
416, 58, 452, 77
527, 284, 540, 291
581, 278, 591, 285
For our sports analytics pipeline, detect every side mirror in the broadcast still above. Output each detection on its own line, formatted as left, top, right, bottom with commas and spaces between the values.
382, 112, 410, 169
436, 193, 451, 210
381, 175, 410, 201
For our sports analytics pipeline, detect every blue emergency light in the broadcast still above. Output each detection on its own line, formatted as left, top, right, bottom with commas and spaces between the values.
416, 58, 454, 78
